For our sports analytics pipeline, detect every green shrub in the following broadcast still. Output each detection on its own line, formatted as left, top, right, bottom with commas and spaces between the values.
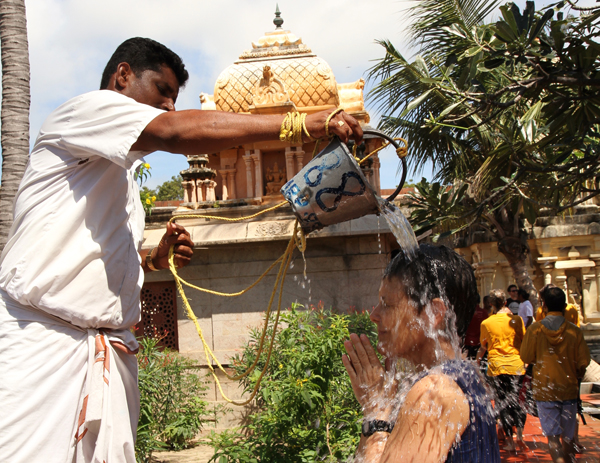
209, 303, 377, 463
135, 336, 212, 463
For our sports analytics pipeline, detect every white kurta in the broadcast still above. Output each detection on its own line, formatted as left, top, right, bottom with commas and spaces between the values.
0, 90, 164, 463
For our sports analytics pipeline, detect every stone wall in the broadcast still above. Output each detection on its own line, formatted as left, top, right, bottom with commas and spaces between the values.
143, 211, 395, 428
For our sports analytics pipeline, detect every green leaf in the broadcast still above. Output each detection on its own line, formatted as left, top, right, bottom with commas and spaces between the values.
415, 55, 430, 77
523, 200, 537, 225
400, 89, 434, 117
528, 9, 554, 45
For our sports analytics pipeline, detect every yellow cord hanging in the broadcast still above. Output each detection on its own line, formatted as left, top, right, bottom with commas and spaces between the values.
357, 137, 408, 165
168, 204, 306, 405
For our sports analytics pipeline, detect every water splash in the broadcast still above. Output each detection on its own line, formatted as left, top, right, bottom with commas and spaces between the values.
377, 214, 382, 255
376, 196, 418, 260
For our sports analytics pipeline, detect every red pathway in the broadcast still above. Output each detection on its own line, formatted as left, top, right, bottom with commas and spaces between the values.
499, 413, 600, 462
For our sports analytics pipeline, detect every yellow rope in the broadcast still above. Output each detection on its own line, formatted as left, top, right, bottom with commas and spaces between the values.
171, 200, 287, 223
358, 137, 408, 165
168, 200, 307, 405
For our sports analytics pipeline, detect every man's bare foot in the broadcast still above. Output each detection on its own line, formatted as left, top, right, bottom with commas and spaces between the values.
503, 443, 516, 452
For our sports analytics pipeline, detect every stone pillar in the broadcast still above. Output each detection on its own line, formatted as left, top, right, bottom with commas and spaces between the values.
372, 154, 381, 194
196, 179, 204, 202
541, 263, 555, 286
555, 270, 568, 293
285, 147, 296, 181
251, 149, 263, 197
182, 180, 194, 203
590, 254, 600, 314
583, 273, 595, 320
501, 265, 513, 288
228, 169, 237, 200
205, 180, 217, 202
219, 171, 229, 201
475, 264, 496, 298
295, 149, 305, 174
243, 152, 254, 198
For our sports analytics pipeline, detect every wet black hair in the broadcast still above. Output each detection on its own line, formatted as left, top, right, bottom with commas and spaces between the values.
543, 287, 566, 313
100, 37, 189, 90
383, 244, 479, 337
517, 288, 530, 300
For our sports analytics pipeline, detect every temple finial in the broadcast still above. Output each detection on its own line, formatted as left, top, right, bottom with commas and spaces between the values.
274, 4, 283, 29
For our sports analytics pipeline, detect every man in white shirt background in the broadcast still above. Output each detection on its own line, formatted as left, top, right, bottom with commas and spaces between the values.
518, 288, 534, 328
0, 37, 362, 463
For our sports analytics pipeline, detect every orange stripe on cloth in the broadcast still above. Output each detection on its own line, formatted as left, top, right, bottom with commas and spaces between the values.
74, 395, 89, 443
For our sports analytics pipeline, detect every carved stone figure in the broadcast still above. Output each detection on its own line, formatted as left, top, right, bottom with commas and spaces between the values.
265, 162, 286, 195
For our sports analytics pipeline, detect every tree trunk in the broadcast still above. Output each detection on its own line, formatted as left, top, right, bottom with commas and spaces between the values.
493, 208, 540, 309
0, 0, 29, 251
498, 236, 540, 308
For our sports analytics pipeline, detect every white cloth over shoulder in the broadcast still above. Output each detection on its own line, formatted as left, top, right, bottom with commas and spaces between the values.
0, 90, 164, 330
0, 291, 140, 463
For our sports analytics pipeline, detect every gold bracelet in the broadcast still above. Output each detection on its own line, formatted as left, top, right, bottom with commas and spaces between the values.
146, 247, 159, 271
301, 115, 315, 141
325, 108, 344, 138
279, 112, 306, 144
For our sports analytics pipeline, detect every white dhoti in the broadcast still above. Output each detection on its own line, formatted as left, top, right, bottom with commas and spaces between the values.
0, 292, 140, 463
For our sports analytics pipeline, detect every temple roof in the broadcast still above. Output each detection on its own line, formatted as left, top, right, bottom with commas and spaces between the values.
213, 9, 339, 113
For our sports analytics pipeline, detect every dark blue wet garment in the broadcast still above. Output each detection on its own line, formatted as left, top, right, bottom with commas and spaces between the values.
442, 360, 501, 463
415, 360, 500, 462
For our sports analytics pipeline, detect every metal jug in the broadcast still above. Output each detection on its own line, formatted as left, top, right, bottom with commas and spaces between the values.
281, 130, 407, 233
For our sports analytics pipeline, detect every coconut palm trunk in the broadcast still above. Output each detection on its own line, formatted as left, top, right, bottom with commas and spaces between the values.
0, 0, 30, 251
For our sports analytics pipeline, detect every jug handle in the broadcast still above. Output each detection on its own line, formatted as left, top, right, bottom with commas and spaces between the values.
361, 129, 407, 202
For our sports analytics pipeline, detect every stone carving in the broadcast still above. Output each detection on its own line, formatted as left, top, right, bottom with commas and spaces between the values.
255, 222, 289, 236
199, 93, 216, 110
338, 79, 366, 112
265, 162, 286, 195
249, 66, 295, 113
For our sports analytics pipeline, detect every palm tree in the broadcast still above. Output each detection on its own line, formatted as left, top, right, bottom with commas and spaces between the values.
0, 0, 30, 251
368, 0, 600, 306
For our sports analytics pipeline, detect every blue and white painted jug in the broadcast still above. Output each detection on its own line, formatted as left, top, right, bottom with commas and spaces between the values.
281, 131, 406, 233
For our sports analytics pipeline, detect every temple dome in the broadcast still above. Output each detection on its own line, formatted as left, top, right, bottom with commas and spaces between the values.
213, 27, 340, 114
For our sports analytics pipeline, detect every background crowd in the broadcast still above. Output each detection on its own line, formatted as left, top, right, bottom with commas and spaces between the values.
463, 284, 591, 463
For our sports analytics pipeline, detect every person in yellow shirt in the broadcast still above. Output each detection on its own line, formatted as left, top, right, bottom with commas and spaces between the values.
535, 304, 579, 326
477, 289, 527, 451
535, 284, 580, 326
520, 286, 590, 463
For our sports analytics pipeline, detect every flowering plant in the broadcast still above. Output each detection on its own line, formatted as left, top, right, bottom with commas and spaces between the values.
135, 163, 156, 216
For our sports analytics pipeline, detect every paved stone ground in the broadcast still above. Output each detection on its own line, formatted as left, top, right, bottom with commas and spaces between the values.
151, 414, 600, 463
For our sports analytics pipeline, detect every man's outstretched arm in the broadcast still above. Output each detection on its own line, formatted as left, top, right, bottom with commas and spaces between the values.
131, 108, 363, 156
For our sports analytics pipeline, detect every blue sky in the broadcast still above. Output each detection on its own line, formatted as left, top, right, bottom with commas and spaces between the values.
21, 0, 594, 190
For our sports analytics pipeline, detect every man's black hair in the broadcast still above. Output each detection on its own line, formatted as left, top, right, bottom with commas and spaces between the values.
383, 244, 479, 337
100, 37, 189, 90
518, 288, 530, 300
507, 284, 518, 292
544, 287, 566, 313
